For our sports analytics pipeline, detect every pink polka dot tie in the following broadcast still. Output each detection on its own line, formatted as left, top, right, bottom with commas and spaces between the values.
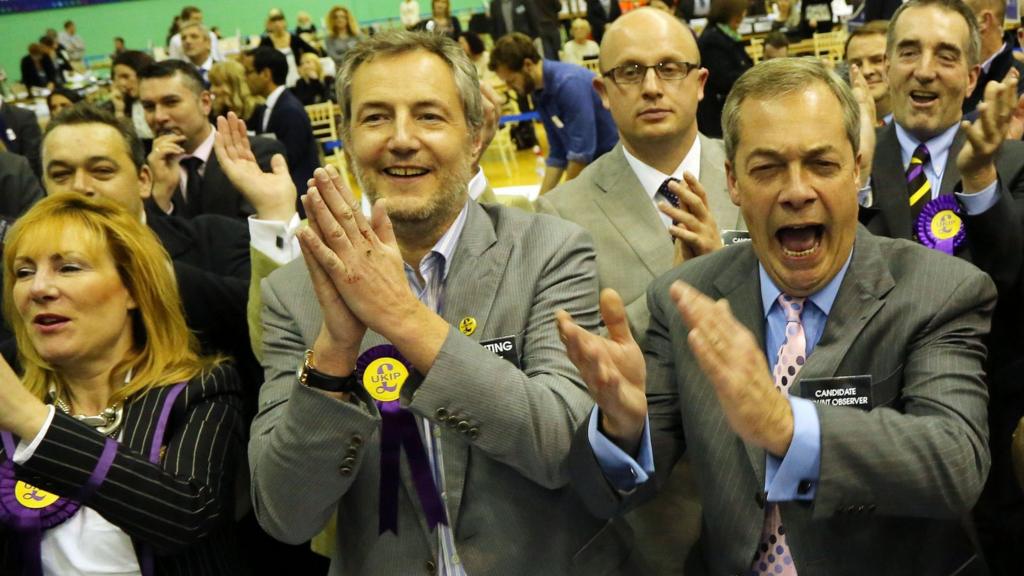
750, 294, 805, 576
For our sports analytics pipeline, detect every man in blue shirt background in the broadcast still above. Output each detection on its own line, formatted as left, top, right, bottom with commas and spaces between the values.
491, 32, 618, 194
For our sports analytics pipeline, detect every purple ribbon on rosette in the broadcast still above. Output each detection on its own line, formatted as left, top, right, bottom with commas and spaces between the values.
915, 195, 966, 255
356, 345, 447, 535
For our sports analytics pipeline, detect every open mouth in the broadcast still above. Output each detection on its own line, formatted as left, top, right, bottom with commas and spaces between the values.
383, 167, 430, 178
776, 225, 824, 257
909, 90, 939, 105
33, 314, 70, 329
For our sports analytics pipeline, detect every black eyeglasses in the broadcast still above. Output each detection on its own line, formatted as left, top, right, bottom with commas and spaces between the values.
601, 61, 700, 84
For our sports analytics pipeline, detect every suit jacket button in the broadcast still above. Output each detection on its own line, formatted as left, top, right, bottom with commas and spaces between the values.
447, 417, 459, 429
425, 559, 436, 573
753, 491, 765, 509
457, 421, 470, 433
351, 435, 363, 447
468, 427, 480, 440
343, 456, 356, 466
339, 466, 353, 476
346, 447, 359, 458
856, 505, 865, 513
867, 504, 877, 513
435, 408, 449, 420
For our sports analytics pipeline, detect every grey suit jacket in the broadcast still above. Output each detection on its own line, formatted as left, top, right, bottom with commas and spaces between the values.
250, 202, 636, 575
571, 226, 995, 575
537, 136, 743, 344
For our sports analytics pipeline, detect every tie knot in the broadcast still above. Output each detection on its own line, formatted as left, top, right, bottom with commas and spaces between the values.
911, 144, 930, 165
180, 156, 203, 170
777, 294, 805, 323
658, 177, 681, 208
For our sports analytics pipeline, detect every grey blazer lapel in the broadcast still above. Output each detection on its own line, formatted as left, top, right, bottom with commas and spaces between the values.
791, 227, 895, 389
697, 133, 743, 231
434, 202, 511, 530
592, 145, 672, 277
710, 247, 769, 482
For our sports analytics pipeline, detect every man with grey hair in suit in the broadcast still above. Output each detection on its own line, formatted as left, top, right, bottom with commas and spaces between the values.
561, 57, 994, 575
248, 30, 636, 575
536, 8, 741, 573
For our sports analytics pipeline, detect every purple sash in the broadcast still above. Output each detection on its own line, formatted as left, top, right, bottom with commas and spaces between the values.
0, 381, 186, 576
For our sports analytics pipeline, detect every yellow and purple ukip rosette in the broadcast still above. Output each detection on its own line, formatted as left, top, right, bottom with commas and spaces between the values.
356, 345, 447, 535
915, 195, 966, 255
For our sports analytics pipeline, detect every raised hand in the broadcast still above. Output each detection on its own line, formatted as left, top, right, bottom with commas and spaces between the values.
657, 172, 723, 265
849, 63, 876, 186
146, 133, 187, 213
214, 112, 296, 222
958, 74, 1018, 192
556, 289, 647, 454
671, 281, 793, 457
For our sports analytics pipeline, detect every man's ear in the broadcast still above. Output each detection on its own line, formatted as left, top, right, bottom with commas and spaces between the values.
593, 76, 611, 111
725, 159, 741, 207
138, 164, 154, 200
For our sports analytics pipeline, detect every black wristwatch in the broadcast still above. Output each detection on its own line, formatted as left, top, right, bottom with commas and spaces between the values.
297, 350, 359, 393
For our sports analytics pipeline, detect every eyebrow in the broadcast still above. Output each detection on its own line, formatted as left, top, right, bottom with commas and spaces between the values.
46, 157, 119, 169
355, 98, 454, 112
745, 144, 843, 160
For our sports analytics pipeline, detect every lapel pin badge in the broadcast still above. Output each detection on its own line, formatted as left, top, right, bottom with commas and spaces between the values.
459, 317, 477, 336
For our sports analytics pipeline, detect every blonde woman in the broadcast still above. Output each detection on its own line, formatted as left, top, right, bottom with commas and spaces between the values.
0, 193, 244, 574
209, 59, 261, 122
293, 52, 335, 106
324, 5, 362, 68
561, 19, 599, 65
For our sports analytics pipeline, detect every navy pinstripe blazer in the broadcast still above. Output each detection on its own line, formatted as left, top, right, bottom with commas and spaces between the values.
0, 363, 246, 575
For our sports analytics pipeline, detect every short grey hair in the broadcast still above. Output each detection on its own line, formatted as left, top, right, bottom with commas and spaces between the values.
721, 58, 861, 162
336, 30, 483, 141
887, 0, 981, 67
177, 20, 210, 38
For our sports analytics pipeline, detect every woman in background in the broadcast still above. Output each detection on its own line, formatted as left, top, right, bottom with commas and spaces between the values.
323, 5, 362, 70
260, 9, 320, 86
209, 60, 262, 123
561, 19, 599, 65
292, 52, 335, 106
0, 193, 244, 574
45, 88, 81, 120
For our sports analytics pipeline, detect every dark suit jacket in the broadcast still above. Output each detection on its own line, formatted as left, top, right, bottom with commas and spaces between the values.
0, 151, 42, 219
171, 134, 284, 220
19, 56, 57, 89
572, 226, 996, 575
697, 24, 752, 139
864, 123, 1024, 576
0, 102, 42, 178
490, 0, 538, 39
964, 41, 1024, 115
0, 364, 245, 575
254, 90, 319, 198
586, 0, 622, 43
145, 203, 261, 415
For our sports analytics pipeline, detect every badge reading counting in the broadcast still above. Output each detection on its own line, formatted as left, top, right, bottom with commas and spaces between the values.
363, 357, 409, 402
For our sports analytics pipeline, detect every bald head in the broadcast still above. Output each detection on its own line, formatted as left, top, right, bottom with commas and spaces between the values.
964, 0, 1004, 21
599, 8, 700, 71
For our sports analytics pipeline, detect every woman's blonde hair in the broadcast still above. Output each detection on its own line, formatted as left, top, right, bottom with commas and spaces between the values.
3, 193, 219, 406
326, 5, 361, 37
209, 59, 260, 121
300, 52, 324, 80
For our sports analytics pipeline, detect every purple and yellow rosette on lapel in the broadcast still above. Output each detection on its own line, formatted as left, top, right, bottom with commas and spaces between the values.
355, 345, 447, 535
915, 195, 966, 255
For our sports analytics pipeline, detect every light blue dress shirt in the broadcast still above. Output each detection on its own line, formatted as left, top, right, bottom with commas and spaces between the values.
590, 252, 854, 502
893, 122, 999, 215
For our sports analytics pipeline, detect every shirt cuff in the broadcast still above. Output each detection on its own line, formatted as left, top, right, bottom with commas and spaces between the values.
566, 152, 593, 165
13, 405, 56, 465
249, 212, 302, 265
955, 180, 1000, 215
588, 405, 654, 493
765, 396, 821, 502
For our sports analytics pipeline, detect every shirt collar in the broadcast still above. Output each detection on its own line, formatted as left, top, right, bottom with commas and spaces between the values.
468, 167, 488, 201
621, 136, 702, 202
981, 42, 1007, 74
759, 248, 853, 319
894, 120, 959, 174
265, 85, 287, 116
405, 200, 471, 284
187, 127, 217, 164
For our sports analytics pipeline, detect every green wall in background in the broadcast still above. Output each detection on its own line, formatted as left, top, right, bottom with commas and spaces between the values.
1, 0, 486, 90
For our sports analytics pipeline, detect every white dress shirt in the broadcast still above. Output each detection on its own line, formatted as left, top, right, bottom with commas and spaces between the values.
621, 137, 702, 229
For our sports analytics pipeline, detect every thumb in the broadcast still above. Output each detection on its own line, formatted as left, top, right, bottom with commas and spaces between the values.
270, 154, 290, 177
599, 289, 634, 344
371, 199, 396, 246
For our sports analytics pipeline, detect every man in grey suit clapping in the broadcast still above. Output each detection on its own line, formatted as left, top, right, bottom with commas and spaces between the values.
248, 30, 637, 575
561, 58, 994, 575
